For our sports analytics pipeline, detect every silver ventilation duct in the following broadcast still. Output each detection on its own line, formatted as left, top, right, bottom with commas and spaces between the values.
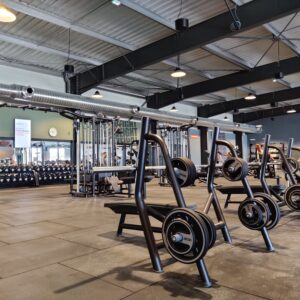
0, 83, 257, 133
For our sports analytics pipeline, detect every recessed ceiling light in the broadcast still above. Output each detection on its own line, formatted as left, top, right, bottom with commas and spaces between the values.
92, 90, 103, 99
170, 105, 178, 112
112, 0, 121, 6
224, 115, 229, 120
287, 108, 296, 114
244, 93, 256, 100
0, 5, 16, 22
171, 67, 186, 78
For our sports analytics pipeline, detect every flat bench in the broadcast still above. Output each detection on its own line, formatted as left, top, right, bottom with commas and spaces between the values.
216, 184, 286, 208
105, 202, 197, 236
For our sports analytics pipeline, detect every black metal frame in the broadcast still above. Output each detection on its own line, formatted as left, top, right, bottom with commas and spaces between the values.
234, 103, 300, 123
199, 87, 300, 118
204, 127, 232, 243
70, 1, 300, 95
260, 134, 297, 205
134, 116, 212, 287
216, 134, 274, 251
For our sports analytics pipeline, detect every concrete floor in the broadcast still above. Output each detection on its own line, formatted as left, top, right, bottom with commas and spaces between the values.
0, 178, 298, 300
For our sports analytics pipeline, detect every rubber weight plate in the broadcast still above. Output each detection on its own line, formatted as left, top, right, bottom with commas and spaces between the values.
238, 198, 270, 230
167, 157, 197, 187
162, 208, 209, 263
253, 193, 281, 230
284, 184, 300, 211
222, 157, 248, 181
196, 211, 217, 249
282, 157, 299, 174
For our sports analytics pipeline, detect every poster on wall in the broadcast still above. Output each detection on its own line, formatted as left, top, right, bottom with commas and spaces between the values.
15, 119, 31, 148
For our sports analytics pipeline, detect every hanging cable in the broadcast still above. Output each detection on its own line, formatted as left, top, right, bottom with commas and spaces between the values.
177, 0, 183, 19
254, 12, 297, 68
224, 0, 241, 31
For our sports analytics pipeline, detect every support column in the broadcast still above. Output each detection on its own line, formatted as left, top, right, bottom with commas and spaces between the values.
234, 131, 243, 158
199, 126, 208, 165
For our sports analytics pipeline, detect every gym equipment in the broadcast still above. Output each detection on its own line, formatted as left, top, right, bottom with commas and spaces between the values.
261, 135, 300, 211
222, 157, 248, 181
162, 208, 209, 263
216, 138, 275, 250
282, 157, 299, 174
284, 184, 300, 210
105, 117, 216, 288
238, 198, 269, 230
166, 157, 197, 187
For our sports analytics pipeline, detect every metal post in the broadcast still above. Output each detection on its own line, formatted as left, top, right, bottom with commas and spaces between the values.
234, 131, 243, 158
75, 119, 80, 193
135, 117, 163, 273
199, 126, 208, 165
287, 138, 294, 157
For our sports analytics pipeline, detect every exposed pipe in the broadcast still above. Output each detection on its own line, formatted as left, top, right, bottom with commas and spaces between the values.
0, 83, 257, 133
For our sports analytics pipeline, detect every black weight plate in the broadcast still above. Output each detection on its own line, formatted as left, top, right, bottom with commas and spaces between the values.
167, 157, 196, 187
282, 157, 299, 174
222, 157, 248, 181
162, 208, 209, 264
284, 184, 300, 211
238, 198, 270, 230
196, 211, 217, 249
253, 193, 281, 230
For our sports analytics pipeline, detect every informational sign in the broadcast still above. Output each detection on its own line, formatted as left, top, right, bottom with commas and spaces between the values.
15, 119, 31, 148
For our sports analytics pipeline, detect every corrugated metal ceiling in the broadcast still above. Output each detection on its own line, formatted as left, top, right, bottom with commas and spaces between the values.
0, 0, 298, 115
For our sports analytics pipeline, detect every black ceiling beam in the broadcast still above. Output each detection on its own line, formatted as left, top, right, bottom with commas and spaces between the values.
198, 86, 300, 117
148, 56, 300, 109
234, 104, 300, 123
70, 0, 300, 95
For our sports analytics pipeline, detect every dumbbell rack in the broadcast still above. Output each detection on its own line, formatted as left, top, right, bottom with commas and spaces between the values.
0, 164, 73, 188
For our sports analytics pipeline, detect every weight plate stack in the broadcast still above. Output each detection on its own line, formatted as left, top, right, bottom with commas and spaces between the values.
162, 208, 209, 264
284, 184, 300, 211
238, 198, 270, 230
196, 211, 217, 249
253, 193, 281, 230
222, 157, 248, 181
167, 157, 197, 187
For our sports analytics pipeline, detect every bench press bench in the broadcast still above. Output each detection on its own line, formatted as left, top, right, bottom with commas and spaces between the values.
105, 202, 197, 236
216, 184, 286, 208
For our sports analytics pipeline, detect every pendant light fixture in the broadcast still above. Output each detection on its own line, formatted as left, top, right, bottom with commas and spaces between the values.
170, 105, 178, 112
273, 41, 284, 83
171, 18, 189, 79
0, 5, 16, 22
92, 90, 103, 99
286, 108, 296, 114
244, 93, 256, 100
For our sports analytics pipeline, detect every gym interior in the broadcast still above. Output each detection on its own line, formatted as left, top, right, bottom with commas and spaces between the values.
0, 1, 299, 299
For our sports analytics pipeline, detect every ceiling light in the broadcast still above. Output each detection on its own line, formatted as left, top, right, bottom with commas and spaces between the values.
92, 90, 103, 99
0, 5, 16, 22
273, 71, 284, 83
244, 93, 256, 100
171, 67, 186, 78
170, 106, 178, 112
287, 108, 296, 114
224, 115, 229, 121
112, 0, 121, 6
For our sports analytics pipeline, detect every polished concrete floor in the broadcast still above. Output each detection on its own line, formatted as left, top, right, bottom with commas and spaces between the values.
0, 178, 298, 300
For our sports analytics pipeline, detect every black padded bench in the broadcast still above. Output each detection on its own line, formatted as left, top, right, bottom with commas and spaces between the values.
216, 184, 286, 208
105, 202, 197, 236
